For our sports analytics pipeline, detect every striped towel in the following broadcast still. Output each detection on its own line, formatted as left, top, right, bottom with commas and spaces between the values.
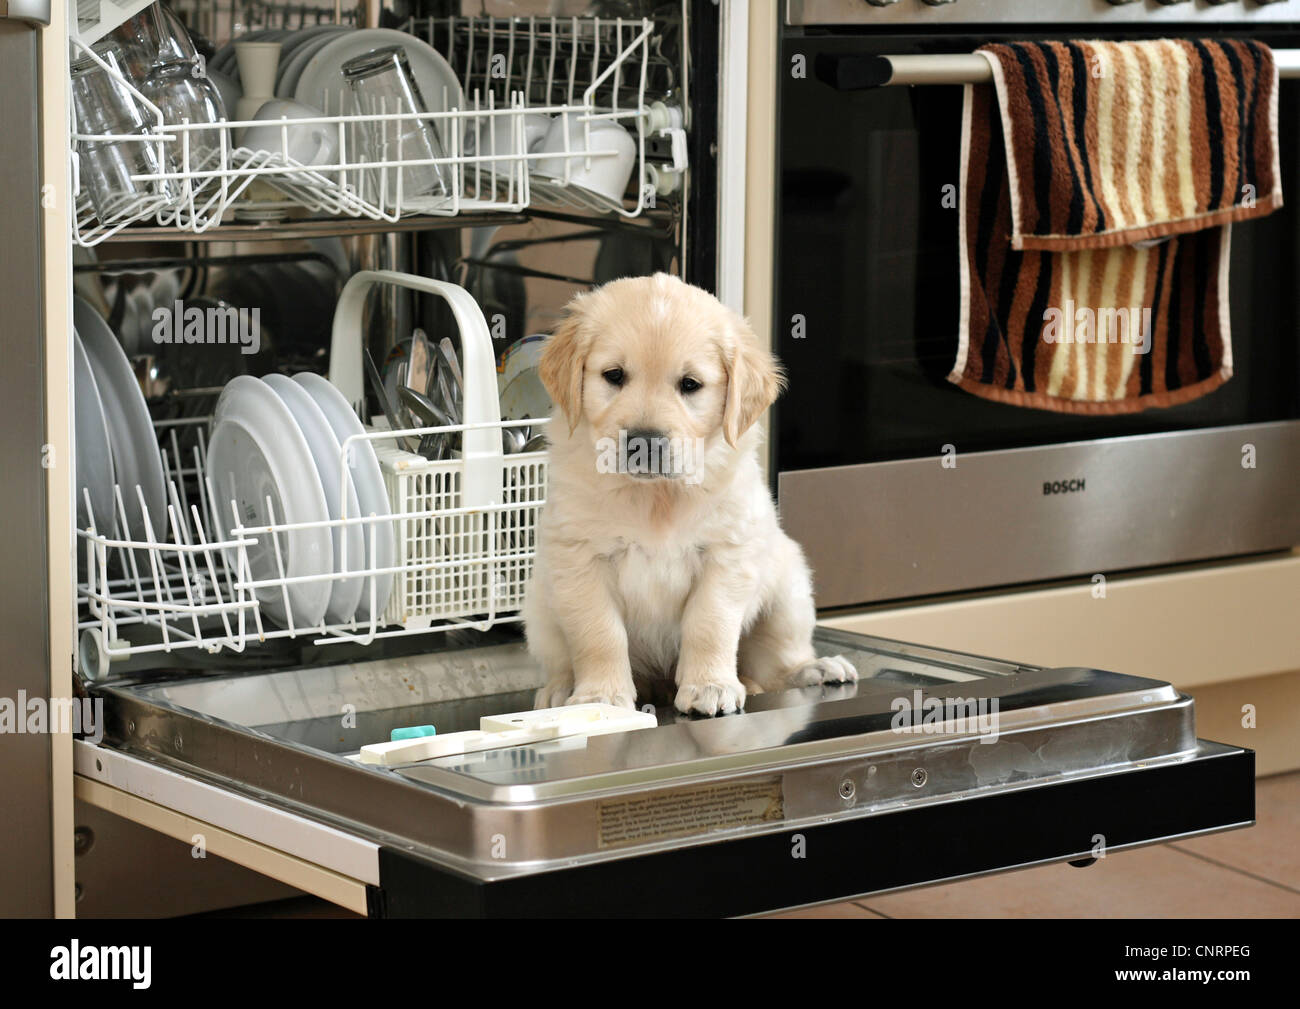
953, 39, 1282, 414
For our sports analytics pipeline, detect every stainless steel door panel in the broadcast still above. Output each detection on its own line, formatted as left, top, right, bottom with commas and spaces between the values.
779, 421, 1300, 607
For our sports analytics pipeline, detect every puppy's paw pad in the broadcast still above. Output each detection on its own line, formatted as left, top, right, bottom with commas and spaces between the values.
788, 655, 859, 687
674, 681, 746, 717
534, 682, 573, 709
566, 689, 636, 710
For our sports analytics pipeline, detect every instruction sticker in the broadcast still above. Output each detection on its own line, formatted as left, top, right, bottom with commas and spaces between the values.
596, 778, 784, 849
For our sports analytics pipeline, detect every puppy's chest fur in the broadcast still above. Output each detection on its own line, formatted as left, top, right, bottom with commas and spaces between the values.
606, 535, 707, 678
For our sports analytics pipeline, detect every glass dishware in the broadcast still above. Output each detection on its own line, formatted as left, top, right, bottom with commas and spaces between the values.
139, 59, 228, 168
108, 2, 198, 83
341, 45, 447, 205
70, 45, 175, 223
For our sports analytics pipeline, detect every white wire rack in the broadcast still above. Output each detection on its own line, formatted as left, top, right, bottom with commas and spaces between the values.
69, 15, 681, 246
77, 412, 550, 677
76, 271, 550, 679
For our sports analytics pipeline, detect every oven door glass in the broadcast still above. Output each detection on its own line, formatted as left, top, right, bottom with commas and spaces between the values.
775, 31, 1300, 473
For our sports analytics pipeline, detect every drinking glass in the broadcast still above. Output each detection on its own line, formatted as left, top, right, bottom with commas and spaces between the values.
140, 59, 228, 169
341, 46, 447, 205
70, 45, 175, 223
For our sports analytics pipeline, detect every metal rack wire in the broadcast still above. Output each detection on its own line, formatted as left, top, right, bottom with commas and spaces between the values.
69, 15, 685, 246
77, 412, 548, 677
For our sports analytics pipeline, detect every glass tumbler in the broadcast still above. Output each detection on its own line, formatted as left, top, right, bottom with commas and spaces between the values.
140, 58, 229, 170
70, 46, 175, 223
341, 45, 447, 205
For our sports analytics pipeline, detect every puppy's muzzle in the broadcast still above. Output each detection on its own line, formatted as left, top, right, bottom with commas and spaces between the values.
622, 427, 679, 479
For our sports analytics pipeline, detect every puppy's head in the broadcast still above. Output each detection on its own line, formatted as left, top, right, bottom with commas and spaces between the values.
540, 274, 784, 482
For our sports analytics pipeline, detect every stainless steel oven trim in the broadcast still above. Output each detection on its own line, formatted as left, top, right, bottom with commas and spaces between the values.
779, 420, 1300, 607
829, 50, 1300, 88
788, 0, 1300, 27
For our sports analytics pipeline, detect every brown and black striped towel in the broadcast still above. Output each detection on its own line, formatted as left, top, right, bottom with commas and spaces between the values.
953, 39, 1281, 414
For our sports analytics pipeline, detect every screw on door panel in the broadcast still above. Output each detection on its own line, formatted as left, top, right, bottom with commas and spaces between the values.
839, 779, 855, 800
911, 767, 928, 788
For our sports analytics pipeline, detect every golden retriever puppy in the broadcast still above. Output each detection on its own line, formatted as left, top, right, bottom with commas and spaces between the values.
523, 273, 857, 716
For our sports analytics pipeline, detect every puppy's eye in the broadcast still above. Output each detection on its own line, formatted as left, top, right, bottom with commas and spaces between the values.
679, 377, 702, 394
603, 368, 625, 387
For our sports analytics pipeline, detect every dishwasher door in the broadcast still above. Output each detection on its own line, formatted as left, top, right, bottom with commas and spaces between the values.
80, 626, 1254, 917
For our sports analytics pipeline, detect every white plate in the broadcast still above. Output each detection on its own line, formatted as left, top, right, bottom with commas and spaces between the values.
293, 372, 393, 622
276, 27, 351, 98
209, 376, 333, 629
263, 374, 365, 624
294, 28, 462, 139
498, 334, 551, 421
72, 328, 115, 532
73, 296, 168, 543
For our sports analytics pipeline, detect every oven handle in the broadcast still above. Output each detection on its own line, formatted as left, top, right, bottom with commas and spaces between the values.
817, 49, 1300, 89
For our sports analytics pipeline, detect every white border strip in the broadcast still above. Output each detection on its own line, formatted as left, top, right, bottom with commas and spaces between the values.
74, 740, 380, 885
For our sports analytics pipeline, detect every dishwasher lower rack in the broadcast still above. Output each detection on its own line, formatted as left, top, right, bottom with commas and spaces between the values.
87, 627, 1255, 916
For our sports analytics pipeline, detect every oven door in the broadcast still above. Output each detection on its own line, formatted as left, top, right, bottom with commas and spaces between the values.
774, 26, 1300, 608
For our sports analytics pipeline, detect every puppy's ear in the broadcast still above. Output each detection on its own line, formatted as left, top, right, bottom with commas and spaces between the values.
540, 302, 589, 433
722, 312, 785, 447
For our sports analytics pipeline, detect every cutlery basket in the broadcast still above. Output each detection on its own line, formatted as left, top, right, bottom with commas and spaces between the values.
333, 270, 549, 631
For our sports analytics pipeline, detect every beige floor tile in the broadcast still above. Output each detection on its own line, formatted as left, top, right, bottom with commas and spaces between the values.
858, 844, 1300, 919
1169, 772, 1300, 892
763, 900, 882, 919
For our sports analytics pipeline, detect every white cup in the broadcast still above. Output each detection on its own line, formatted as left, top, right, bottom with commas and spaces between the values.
465, 111, 551, 158
241, 99, 338, 167
234, 41, 282, 99
533, 112, 636, 204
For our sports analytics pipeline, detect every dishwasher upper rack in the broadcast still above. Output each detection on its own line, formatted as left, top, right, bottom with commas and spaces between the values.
69, 17, 678, 247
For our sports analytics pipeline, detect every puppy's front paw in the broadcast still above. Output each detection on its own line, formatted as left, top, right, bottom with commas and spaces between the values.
674, 679, 747, 716
786, 655, 859, 688
534, 680, 573, 709
566, 684, 637, 709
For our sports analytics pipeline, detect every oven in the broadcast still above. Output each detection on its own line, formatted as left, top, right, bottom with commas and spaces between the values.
773, 0, 1300, 608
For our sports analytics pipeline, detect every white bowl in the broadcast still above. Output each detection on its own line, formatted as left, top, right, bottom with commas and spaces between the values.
241, 99, 337, 167
533, 112, 635, 204
465, 111, 551, 158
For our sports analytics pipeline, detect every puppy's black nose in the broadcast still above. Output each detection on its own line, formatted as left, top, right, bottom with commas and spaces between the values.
625, 427, 670, 447
621, 427, 675, 477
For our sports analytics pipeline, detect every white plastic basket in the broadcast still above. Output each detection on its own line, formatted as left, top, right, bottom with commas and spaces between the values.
332, 270, 547, 630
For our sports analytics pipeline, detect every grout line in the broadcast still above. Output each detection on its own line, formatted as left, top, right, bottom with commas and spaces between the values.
1168, 845, 1300, 895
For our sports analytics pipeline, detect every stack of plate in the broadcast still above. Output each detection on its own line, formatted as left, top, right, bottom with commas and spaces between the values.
207, 374, 394, 630
212, 26, 462, 124
72, 296, 167, 542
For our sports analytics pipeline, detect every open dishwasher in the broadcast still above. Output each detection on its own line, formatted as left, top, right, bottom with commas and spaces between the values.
3, 0, 1253, 917
78, 625, 1252, 917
